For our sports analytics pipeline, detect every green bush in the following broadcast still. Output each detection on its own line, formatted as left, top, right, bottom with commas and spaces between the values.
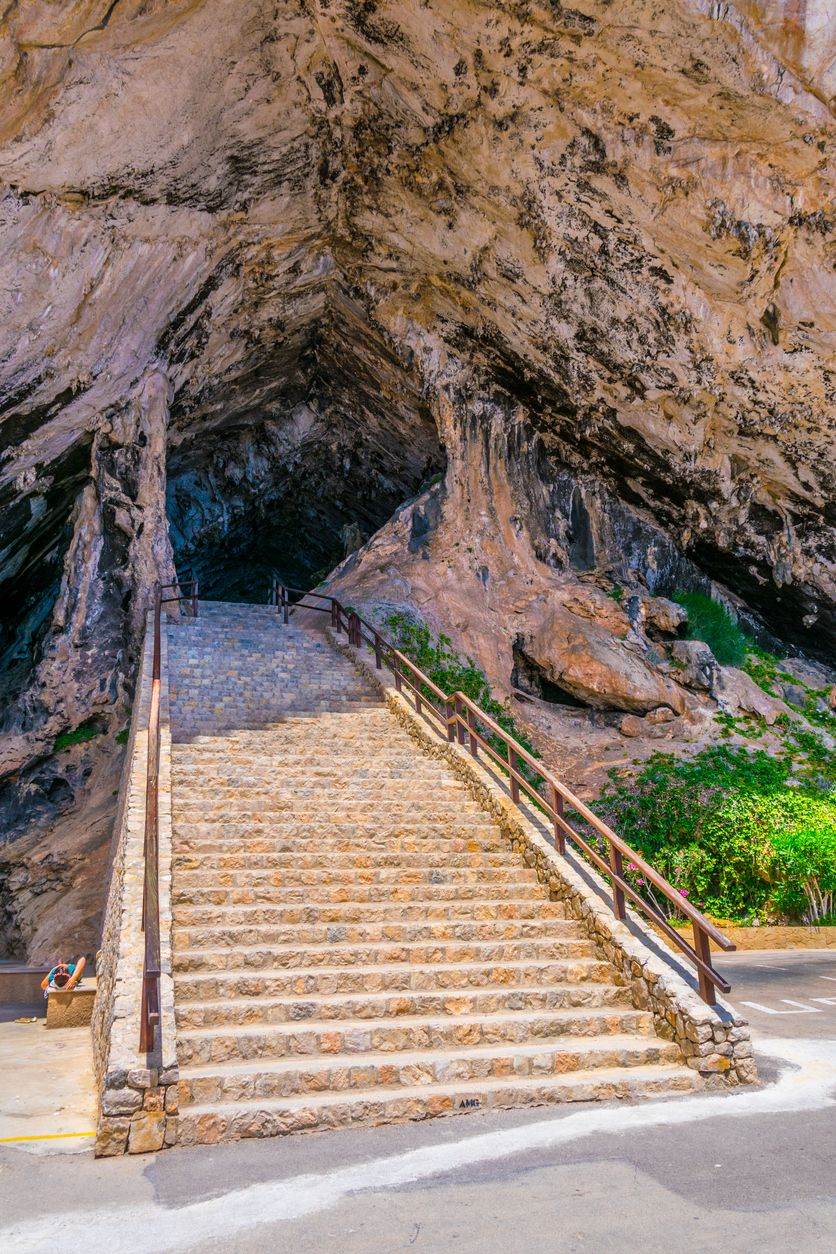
672, 591, 749, 666
592, 745, 836, 923
768, 798, 836, 922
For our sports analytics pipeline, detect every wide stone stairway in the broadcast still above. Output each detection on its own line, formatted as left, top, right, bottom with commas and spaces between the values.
167, 602, 698, 1144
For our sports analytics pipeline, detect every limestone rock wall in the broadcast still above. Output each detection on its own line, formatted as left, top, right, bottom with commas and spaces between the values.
0, 1, 834, 956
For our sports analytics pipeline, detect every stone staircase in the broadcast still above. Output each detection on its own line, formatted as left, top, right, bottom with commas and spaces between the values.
168, 602, 699, 1144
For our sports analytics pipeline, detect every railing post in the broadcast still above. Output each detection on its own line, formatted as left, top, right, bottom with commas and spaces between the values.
509, 746, 520, 803
446, 698, 456, 742
192, 578, 199, 619
455, 697, 466, 745
609, 844, 626, 921
374, 633, 382, 669
282, 585, 289, 626
393, 656, 402, 692
694, 924, 716, 1004
467, 706, 478, 757
551, 784, 566, 854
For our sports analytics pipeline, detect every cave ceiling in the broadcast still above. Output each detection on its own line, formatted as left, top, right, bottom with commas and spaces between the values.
1, 0, 835, 671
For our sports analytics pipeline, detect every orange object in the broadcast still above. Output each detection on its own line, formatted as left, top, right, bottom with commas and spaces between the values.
41, 956, 86, 991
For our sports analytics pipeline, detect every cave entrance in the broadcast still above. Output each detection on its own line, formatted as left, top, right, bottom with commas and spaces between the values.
165, 296, 444, 603
511, 639, 591, 709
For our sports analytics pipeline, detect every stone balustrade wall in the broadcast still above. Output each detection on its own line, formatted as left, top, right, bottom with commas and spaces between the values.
91, 612, 179, 1156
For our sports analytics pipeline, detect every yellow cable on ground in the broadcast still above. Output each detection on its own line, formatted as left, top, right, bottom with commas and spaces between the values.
0, 1131, 95, 1143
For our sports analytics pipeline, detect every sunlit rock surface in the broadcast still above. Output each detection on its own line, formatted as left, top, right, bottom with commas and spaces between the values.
0, 0, 834, 957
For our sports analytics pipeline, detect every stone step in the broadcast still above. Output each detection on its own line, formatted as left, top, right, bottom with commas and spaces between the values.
173, 936, 595, 972
175, 732, 426, 752
172, 777, 469, 794
175, 715, 401, 732
171, 865, 539, 891
175, 981, 632, 1028
173, 800, 486, 820
173, 850, 518, 872
173, 957, 616, 1002
174, 833, 507, 856
173, 915, 575, 950
173, 753, 455, 768
172, 899, 565, 927
173, 819, 501, 839
177, 1061, 699, 1143
172, 753, 437, 769
172, 881, 545, 907
170, 688, 378, 700
171, 677, 373, 687
171, 742, 427, 759
179, 1034, 680, 1103
174, 834, 506, 854
176, 1007, 658, 1066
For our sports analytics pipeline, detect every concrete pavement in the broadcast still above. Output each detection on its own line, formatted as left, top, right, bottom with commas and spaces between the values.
2, 948, 835, 1252
0, 1012, 97, 1154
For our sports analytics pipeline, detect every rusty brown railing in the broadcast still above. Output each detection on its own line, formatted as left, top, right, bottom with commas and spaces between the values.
140, 578, 197, 1054
275, 580, 734, 1004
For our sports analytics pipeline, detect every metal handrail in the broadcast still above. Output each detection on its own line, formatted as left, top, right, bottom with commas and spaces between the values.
139, 584, 163, 1054
275, 581, 734, 1004
139, 577, 199, 1054
161, 578, 199, 618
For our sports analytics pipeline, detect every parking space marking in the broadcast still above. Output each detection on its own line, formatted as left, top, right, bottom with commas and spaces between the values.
741, 1000, 824, 1015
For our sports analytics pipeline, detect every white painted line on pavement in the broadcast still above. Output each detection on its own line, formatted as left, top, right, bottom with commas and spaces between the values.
3, 1037, 836, 1254
741, 1000, 823, 1015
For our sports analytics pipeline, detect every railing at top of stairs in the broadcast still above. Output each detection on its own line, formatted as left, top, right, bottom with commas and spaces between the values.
270, 577, 735, 1005
140, 579, 198, 1055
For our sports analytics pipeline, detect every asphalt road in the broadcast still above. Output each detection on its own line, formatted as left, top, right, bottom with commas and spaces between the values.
715, 948, 836, 1039
2, 948, 835, 1254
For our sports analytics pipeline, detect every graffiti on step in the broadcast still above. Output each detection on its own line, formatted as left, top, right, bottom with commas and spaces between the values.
459, 1099, 481, 1109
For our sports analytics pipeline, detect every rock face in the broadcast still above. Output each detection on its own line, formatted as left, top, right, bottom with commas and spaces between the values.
520, 603, 689, 715
0, 1, 834, 957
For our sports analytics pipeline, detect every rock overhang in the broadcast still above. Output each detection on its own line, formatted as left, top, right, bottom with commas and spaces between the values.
0, 0, 835, 957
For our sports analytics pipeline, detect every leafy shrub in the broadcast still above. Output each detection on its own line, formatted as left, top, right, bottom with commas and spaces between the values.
593, 744, 836, 923
747, 794, 836, 923
672, 591, 749, 666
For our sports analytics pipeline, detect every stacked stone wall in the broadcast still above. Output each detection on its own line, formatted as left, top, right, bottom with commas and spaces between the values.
91, 613, 179, 1155
330, 629, 757, 1088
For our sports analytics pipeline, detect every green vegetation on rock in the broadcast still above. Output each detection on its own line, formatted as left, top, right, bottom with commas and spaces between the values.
383, 611, 542, 786
672, 590, 749, 666
54, 720, 105, 753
